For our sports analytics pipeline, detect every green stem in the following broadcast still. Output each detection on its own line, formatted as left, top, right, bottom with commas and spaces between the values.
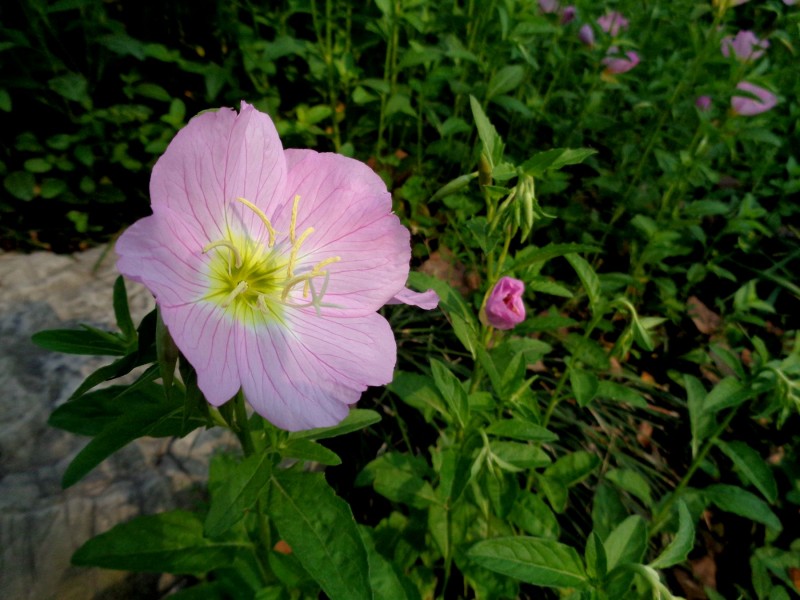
233, 391, 255, 457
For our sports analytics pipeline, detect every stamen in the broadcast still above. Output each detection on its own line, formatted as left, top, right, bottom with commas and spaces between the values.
303, 256, 341, 296
221, 280, 248, 307
290, 195, 301, 243
203, 239, 243, 269
236, 197, 277, 247
287, 227, 315, 278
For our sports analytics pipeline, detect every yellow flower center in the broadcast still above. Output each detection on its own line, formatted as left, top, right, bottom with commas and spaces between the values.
202, 195, 340, 326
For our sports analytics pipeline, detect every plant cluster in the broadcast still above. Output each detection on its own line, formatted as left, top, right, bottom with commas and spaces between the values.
12, 0, 800, 598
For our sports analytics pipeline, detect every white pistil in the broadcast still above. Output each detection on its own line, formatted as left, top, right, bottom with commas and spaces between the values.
203, 239, 243, 269
236, 196, 277, 247
221, 280, 249, 307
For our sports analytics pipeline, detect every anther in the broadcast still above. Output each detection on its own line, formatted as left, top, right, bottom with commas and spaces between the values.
290, 195, 301, 243
236, 197, 277, 247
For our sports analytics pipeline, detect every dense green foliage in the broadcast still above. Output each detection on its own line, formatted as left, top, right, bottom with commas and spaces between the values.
14, 0, 800, 598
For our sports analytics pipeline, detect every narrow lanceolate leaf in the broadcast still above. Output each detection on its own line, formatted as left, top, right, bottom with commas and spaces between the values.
650, 501, 695, 569
268, 471, 371, 600
684, 374, 710, 458
204, 452, 273, 538
706, 484, 782, 531
359, 526, 420, 600
564, 253, 602, 313
469, 95, 504, 169
603, 515, 648, 572
468, 537, 587, 588
32, 327, 129, 356
72, 511, 247, 573
716, 440, 778, 503
288, 409, 381, 441
113, 276, 137, 340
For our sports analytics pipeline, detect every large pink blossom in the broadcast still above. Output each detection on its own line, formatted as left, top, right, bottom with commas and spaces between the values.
116, 102, 437, 431
731, 82, 778, 116
721, 30, 769, 61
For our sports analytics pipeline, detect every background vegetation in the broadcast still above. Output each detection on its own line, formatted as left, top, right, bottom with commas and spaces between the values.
8, 0, 800, 598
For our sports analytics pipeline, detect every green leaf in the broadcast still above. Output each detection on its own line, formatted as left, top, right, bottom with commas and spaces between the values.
603, 515, 648, 571
469, 95, 504, 169
491, 441, 551, 470
468, 537, 587, 587
408, 271, 479, 357
4, 171, 36, 200
509, 492, 560, 539
704, 377, 751, 413
356, 453, 436, 509
684, 374, 710, 458
706, 484, 782, 531
649, 501, 695, 569
544, 451, 600, 487
520, 148, 597, 177
605, 468, 653, 507
717, 440, 777, 503
595, 381, 648, 408
288, 409, 380, 441
113, 276, 137, 340
359, 527, 420, 600
430, 359, 469, 427
24, 157, 52, 173
585, 532, 607, 579
268, 471, 371, 600
487, 65, 525, 99
72, 511, 246, 573
565, 253, 602, 313
512, 243, 600, 271
570, 367, 598, 407
281, 439, 341, 466
486, 419, 558, 442
204, 453, 273, 538
564, 334, 610, 370
32, 327, 128, 356
389, 371, 449, 422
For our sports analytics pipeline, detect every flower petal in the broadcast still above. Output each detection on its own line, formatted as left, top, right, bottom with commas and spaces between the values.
150, 102, 287, 244
116, 206, 209, 308
161, 301, 241, 406
275, 150, 412, 315
237, 311, 396, 431
387, 287, 440, 309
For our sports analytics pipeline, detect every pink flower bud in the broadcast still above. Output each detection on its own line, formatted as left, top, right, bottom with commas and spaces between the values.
539, 0, 560, 13
695, 95, 712, 111
561, 6, 577, 24
485, 277, 526, 330
578, 24, 595, 46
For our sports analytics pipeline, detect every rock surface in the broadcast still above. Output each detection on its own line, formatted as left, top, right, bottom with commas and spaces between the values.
0, 246, 233, 600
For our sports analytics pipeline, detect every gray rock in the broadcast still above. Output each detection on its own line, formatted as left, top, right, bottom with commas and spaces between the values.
0, 246, 235, 600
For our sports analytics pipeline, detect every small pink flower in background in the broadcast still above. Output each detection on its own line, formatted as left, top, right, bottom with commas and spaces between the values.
116, 102, 437, 431
784, 0, 798, 5
485, 277, 526, 330
597, 11, 629, 36
696, 95, 713, 111
602, 49, 640, 74
721, 30, 769, 61
578, 24, 596, 46
561, 6, 577, 23
731, 81, 778, 116
539, 0, 560, 13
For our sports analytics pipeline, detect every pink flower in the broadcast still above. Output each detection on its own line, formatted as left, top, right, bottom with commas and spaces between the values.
578, 24, 595, 46
597, 11, 629, 36
731, 81, 778, 116
561, 6, 577, 24
696, 95, 713, 111
721, 30, 769, 61
539, 0, 560, 13
602, 49, 640, 74
485, 277, 526, 330
784, 0, 798, 5
116, 102, 437, 431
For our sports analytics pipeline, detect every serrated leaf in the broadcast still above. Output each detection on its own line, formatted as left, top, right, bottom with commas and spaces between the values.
204, 453, 273, 538
268, 471, 371, 600
72, 511, 246, 573
649, 501, 695, 569
468, 537, 587, 587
